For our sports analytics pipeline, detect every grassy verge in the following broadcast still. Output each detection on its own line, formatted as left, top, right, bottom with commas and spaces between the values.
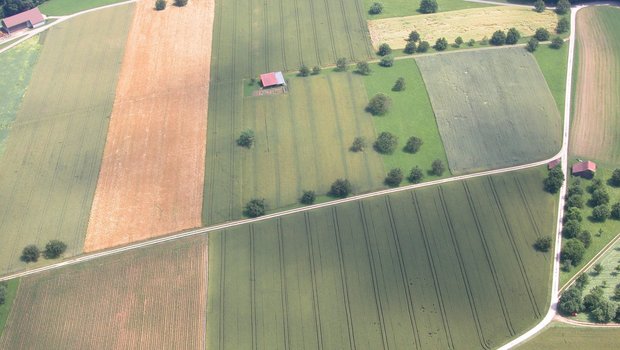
533, 43, 569, 115
39, 0, 127, 15
0, 279, 20, 336
517, 322, 620, 349
364, 0, 489, 19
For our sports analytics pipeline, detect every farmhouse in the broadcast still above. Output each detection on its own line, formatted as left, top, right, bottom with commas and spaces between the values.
571, 161, 597, 177
260, 71, 286, 88
1, 7, 45, 35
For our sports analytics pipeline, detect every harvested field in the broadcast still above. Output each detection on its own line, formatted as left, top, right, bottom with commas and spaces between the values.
570, 6, 620, 165
85, 0, 214, 251
416, 48, 563, 174
0, 237, 208, 349
518, 323, 620, 350
207, 167, 558, 349
368, 7, 558, 49
0, 6, 133, 274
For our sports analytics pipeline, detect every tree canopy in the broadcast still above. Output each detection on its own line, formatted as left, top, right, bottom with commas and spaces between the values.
330, 179, 352, 198
556, 0, 570, 15
419, 0, 438, 14
369, 2, 383, 15
366, 93, 392, 116
385, 168, 404, 187
408, 166, 424, 184
44, 240, 67, 259
374, 132, 398, 154
490, 30, 507, 46
377, 43, 392, 56
431, 159, 445, 176
404, 136, 423, 153
20, 245, 40, 263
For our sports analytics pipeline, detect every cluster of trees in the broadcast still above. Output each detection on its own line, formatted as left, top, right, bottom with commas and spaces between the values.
404, 31, 430, 54
299, 64, 321, 77
489, 28, 521, 46
561, 180, 588, 270
0, 282, 7, 306
0, 0, 47, 19
384, 160, 444, 187
154, 0, 187, 10
544, 166, 565, 193
20, 240, 67, 263
559, 274, 620, 323
528, 27, 565, 52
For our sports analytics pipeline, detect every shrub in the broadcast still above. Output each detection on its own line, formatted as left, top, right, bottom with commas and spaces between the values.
556, 17, 570, 34
562, 219, 581, 238
535, 27, 550, 41
237, 130, 255, 148
245, 198, 266, 217
434, 37, 448, 51
300, 190, 316, 205
526, 38, 539, 52
0, 282, 6, 305
431, 159, 445, 176
174, 0, 188, 6
155, 0, 167, 11
408, 166, 424, 184
366, 93, 392, 116
534, 0, 546, 13
575, 273, 589, 290
379, 55, 394, 67
417, 41, 430, 53
350, 137, 367, 152
404, 41, 417, 54
408, 31, 420, 42
369, 2, 383, 15
467, 39, 476, 47
44, 240, 67, 259
555, 0, 570, 15
336, 57, 348, 71
561, 239, 585, 265
21, 245, 40, 263
454, 36, 463, 47
385, 168, 404, 187
592, 204, 610, 222
419, 0, 438, 14
392, 77, 406, 91
610, 169, 620, 186
404, 136, 423, 153
312, 66, 321, 75
593, 263, 604, 275
558, 287, 582, 314
578, 230, 592, 248
567, 194, 584, 209
534, 236, 552, 252
330, 179, 352, 198
611, 202, 620, 219
377, 43, 392, 56
490, 30, 506, 46
374, 132, 398, 154
356, 61, 371, 75
550, 36, 564, 49
565, 207, 582, 222
299, 64, 310, 77
480, 36, 489, 45
505, 28, 521, 45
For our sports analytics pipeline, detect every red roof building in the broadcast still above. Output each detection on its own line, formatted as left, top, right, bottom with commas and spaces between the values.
571, 161, 597, 176
1, 8, 45, 34
548, 158, 561, 170
260, 71, 286, 87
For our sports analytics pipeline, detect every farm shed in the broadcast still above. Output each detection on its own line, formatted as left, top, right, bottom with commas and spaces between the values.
548, 158, 561, 170
571, 161, 597, 177
1, 7, 45, 34
260, 71, 286, 88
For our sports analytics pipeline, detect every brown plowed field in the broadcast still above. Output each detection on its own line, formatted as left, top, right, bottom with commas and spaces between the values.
85, 0, 214, 251
570, 7, 620, 164
0, 237, 208, 349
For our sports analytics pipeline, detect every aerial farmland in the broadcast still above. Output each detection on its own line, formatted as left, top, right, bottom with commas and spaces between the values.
0, 0, 619, 348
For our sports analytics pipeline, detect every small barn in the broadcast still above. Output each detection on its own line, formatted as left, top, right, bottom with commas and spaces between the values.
572, 161, 597, 178
548, 158, 561, 170
1, 8, 45, 35
260, 71, 286, 88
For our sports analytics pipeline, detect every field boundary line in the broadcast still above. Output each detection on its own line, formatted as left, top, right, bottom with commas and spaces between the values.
290, 0, 303, 65
250, 225, 257, 350
277, 0, 288, 70
327, 77, 352, 180
336, 0, 356, 60
352, 0, 374, 58
276, 219, 291, 350
219, 232, 226, 349
320, 0, 338, 62
305, 0, 322, 65
515, 177, 543, 238
304, 212, 324, 350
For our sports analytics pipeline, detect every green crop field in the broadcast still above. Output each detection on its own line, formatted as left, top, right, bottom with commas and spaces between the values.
363, 59, 450, 179
0, 36, 41, 156
39, 0, 127, 15
363, 0, 489, 19
415, 48, 563, 175
517, 323, 620, 349
207, 167, 558, 349
0, 279, 19, 336
0, 6, 133, 275
533, 43, 569, 115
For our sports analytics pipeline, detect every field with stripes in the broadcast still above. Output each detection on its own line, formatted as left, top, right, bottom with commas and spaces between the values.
207, 167, 557, 349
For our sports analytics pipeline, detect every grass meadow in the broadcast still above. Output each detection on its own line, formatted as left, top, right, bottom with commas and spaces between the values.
0, 6, 133, 274
363, 0, 489, 19
207, 167, 558, 349
39, 0, 127, 15
517, 323, 620, 349
576, 238, 620, 314
533, 43, 569, 115
0, 279, 19, 336
416, 47, 563, 175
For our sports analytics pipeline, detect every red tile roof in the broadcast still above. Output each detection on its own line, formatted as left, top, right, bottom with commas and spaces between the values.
2, 8, 44, 29
260, 72, 285, 87
548, 158, 561, 169
572, 161, 596, 174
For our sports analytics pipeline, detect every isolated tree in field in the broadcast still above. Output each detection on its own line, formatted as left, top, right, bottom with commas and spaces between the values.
392, 77, 406, 91
419, 0, 438, 14
578, 230, 592, 248
535, 27, 550, 41
155, 0, 166, 11
611, 202, 620, 219
575, 273, 589, 290
366, 93, 392, 116
44, 240, 67, 259
174, 0, 188, 6
555, 0, 570, 15
336, 57, 348, 71
434, 37, 448, 51
526, 38, 539, 52
431, 159, 445, 176
245, 198, 266, 217
591, 188, 610, 206
408, 166, 424, 184
385, 168, 404, 187
505, 28, 521, 45
544, 167, 564, 193
369, 2, 383, 15
558, 286, 582, 314
592, 204, 610, 222
534, 0, 546, 13
350, 137, 367, 152
534, 236, 552, 252
550, 36, 564, 49
20, 245, 40, 263
610, 169, 620, 186
454, 36, 463, 47
408, 30, 420, 42
374, 132, 398, 154
490, 30, 506, 46
356, 61, 371, 75
312, 66, 321, 75
299, 64, 310, 77
417, 41, 430, 53
377, 43, 392, 56
330, 179, 352, 198
300, 190, 316, 205
467, 38, 476, 47
565, 207, 582, 222
237, 130, 255, 148
556, 17, 570, 34
593, 263, 604, 275
561, 238, 585, 265
404, 136, 423, 153
404, 41, 417, 54
380, 55, 394, 67
562, 219, 581, 238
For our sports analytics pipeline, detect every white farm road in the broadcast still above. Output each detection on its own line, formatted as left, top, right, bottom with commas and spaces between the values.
1, 1, 620, 348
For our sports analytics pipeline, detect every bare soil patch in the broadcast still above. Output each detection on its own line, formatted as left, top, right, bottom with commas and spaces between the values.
85, 0, 215, 251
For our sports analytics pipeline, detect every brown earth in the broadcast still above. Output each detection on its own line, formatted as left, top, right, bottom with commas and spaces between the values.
84, 0, 214, 251
0, 237, 208, 349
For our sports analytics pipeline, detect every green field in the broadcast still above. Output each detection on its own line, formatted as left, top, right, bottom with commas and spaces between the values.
518, 322, 620, 349
415, 47, 563, 175
39, 0, 127, 15
0, 36, 41, 156
533, 43, 569, 115
0, 6, 133, 274
0, 279, 19, 336
207, 167, 558, 349
363, 0, 489, 19
363, 59, 450, 178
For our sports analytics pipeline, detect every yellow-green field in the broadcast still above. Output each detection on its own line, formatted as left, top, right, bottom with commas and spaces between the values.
517, 323, 620, 349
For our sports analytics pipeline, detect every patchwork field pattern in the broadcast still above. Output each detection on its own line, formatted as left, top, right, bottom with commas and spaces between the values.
570, 6, 620, 165
0, 6, 133, 274
0, 237, 208, 349
368, 7, 558, 49
416, 48, 563, 174
207, 168, 557, 349
363, 0, 488, 19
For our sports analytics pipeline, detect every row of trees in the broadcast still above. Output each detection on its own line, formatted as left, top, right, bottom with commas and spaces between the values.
559, 274, 620, 323
0, 282, 7, 306
155, 0, 188, 11
368, 0, 438, 16
384, 160, 445, 187
20, 240, 67, 263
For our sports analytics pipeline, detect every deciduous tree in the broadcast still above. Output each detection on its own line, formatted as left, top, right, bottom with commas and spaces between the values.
20, 245, 40, 263
535, 27, 550, 41
417, 41, 430, 53
434, 37, 448, 51
431, 159, 445, 176
505, 28, 521, 45
392, 77, 406, 91
419, 0, 438, 14
155, 0, 167, 11
44, 240, 67, 259
377, 43, 392, 56
561, 239, 585, 265
330, 179, 352, 198
336, 57, 348, 71
300, 190, 316, 205
556, 17, 570, 34
404, 136, 423, 153
408, 166, 424, 183
404, 41, 416, 54
237, 130, 255, 148
534, 236, 552, 252
550, 36, 564, 49
245, 198, 266, 217
558, 286, 582, 314
356, 61, 371, 75
350, 137, 367, 152
385, 168, 404, 187
534, 0, 546, 13
374, 132, 398, 154
408, 31, 420, 42
369, 2, 383, 15
490, 30, 506, 46
366, 93, 392, 116
555, 0, 570, 15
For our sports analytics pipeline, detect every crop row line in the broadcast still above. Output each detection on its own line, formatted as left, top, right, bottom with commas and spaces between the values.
320, 0, 338, 63
277, 219, 291, 350
346, 73, 375, 189
248, 0, 253, 77
327, 77, 352, 181
437, 187, 489, 350
358, 202, 389, 350
250, 225, 257, 350
515, 177, 542, 238
285, 88, 304, 199
305, 79, 328, 190
277, 0, 288, 70
304, 212, 324, 350
488, 177, 541, 318
411, 192, 455, 349
291, 0, 303, 65
384, 196, 421, 349
305, 0, 321, 65
218, 232, 226, 349
331, 207, 357, 349
337, 0, 355, 60
462, 182, 515, 336
351, 0, 374, 58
